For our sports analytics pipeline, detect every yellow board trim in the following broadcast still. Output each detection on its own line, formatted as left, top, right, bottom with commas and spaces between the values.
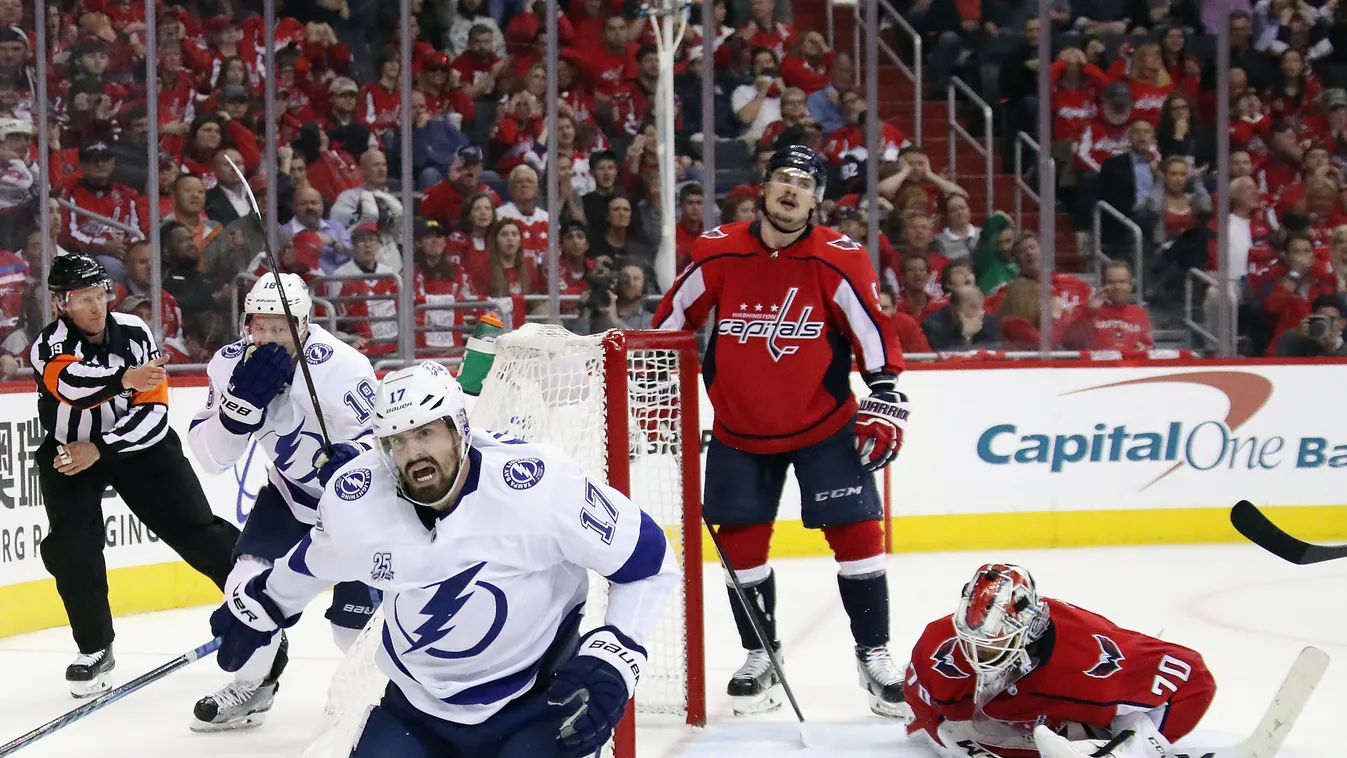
0, 562, 221, 639
3, 506, 1345, 640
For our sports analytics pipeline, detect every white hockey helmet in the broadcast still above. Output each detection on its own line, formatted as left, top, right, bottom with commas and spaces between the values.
373, 361, 471, 506
952, 563, 1050, 679
243, 273, 312, 336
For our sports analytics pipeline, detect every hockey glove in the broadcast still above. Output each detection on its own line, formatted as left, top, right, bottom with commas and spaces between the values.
313, 441, 365, 486
545, 627, 647, 758
219, 343, 294, 435
855, 373, 909, 472
210, 569, 296, 672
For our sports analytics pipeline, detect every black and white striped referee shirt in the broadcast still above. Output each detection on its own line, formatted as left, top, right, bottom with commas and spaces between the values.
29, 312, 170, 454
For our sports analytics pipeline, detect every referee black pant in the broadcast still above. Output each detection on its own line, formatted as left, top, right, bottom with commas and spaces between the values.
37, 429, 240, 654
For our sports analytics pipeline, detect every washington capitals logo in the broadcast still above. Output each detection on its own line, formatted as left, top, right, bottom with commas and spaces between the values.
1084, 634, 1125, 678
931, 637, 971, 679
394, 561, 508, 659
716, 287, 826, 362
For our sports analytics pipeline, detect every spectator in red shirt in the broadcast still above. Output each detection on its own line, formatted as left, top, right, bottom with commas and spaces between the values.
577, 15, 639, 104
1108, 42, 1174, 126
453, 23, 511, 102
414, 219, 478, 356
1048, 47, 1110, 146
293, 121, 361, 205
877, 282, 933, 354
738, 0, 794, 59
497, 164, 549, 262
1273, 292, 1347, 356
1071, 260, 1154, 352
418, 51, 475, 127
780, 30, 833, 95
895, 253, 945, 321
1264, 232, 1337, 352
358, 48, 403, 133
1159, 26, 1203, 97
673, 184, 704, 273
1259, 120, 1306, 200
876, 147, 962, 216
759, 87, 817, 150
1266, 49, 1321, 122
485, 216, 540, 298
490, 84, 545, 174
60, 138, 144, 263
450, 191, 497, 292
823, 88, 910, 166
422, 145, 501, 227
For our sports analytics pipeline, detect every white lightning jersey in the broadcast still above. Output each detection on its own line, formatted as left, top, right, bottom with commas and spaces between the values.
187, 324, 378, 524
264, 432, 679, 724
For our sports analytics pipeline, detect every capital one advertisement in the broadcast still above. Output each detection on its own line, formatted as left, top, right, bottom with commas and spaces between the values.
888, 364, 1347, 514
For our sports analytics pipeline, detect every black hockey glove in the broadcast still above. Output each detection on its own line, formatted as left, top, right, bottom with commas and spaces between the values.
545, 626, 647, 758
219, 343, 294, 435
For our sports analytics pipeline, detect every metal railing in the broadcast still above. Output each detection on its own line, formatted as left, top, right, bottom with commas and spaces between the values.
56, 198, 144, 240
1184, 268, 1220, 345
834, 0, 922, 144
1013, 132, 1050, 231
947, 78, 993, 220
1092, 201, 1145, 305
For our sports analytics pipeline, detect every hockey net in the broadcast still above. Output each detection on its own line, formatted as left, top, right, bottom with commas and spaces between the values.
303, 324, 705, 758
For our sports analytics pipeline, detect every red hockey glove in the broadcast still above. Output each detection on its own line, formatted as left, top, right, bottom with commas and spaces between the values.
855, 377, 909, 472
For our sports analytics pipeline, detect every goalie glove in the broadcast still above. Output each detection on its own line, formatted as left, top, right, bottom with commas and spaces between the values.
855, 373, 909, 472
219, 343, 294, 435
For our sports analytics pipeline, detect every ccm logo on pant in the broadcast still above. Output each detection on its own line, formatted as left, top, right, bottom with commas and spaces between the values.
815, 486, 863, 502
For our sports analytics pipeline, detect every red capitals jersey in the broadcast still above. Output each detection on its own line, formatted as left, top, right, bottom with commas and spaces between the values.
495, 204, 549, 261
1050, 74, 1103, 143
413, 266, 478, 355
906, 599, 1216, 758
59, 181, 145, 254
986, 274, 1093, 319
544, 260, 591, 314
1074, 120, 1131, 173
1126, 79, 1173, 126
421, 182, 500, 228
653, 221, 903, 454
1256, 156, 1300, 202
358, 82, 401, 133
1073, 302, 1153, 352
822, 122, 910, 165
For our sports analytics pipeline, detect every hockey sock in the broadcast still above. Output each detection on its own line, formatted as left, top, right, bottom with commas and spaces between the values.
727, 568, 778, 651
837, 571, 890, 648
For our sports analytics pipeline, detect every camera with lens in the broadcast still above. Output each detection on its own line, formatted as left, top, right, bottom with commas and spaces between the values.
582, 270, 621, 312
1308, 314, 1332, 339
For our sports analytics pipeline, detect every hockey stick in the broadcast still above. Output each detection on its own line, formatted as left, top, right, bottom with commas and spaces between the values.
703, 521, 810, 747
1230, 500, 1347, 565
0, 638, 222, 757
1169, 646, 1329, 758
222, 155, 332, 455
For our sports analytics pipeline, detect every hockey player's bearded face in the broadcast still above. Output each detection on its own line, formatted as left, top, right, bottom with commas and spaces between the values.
763, 168, 816, 233
387, 419, 463, 505
248, 314, 301, 357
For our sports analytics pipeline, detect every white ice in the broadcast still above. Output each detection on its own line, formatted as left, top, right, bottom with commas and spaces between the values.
0, 544, 1341, 757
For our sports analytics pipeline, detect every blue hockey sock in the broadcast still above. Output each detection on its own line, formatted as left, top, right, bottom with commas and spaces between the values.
837, 572, 890, 648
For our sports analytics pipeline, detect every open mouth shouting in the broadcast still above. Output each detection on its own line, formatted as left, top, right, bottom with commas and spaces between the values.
406, 458, 441, 488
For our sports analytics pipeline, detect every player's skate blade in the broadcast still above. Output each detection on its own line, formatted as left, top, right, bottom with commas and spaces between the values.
191, 679, 279, 732
66, 646, 114, 699
729, 648, 785, 716
856, 645, 912, 721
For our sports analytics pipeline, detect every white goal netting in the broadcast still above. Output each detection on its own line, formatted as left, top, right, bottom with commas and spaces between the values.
303, 324, 700, 758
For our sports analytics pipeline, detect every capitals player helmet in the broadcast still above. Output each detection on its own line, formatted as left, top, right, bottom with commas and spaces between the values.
48, 253, 112, 302
953, 563, 1050, 678
243, 273, 312, 334
766, 143, 829, 201
373, 361, 471, 506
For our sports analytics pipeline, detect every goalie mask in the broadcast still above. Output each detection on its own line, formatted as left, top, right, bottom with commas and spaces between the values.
953, 563, 1050, 682
374, 361, 471, 508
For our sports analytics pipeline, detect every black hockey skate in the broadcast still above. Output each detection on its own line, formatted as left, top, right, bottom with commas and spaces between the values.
191, 634, 289, 732
856, 644, 913, 721
66, 646, 114, 699
728, 646, 785, 715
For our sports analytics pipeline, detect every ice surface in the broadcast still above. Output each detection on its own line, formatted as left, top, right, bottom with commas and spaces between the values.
0, 544, 1340, 757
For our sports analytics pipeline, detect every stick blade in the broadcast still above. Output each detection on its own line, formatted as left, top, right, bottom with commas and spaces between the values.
1230, 501, 1309, 564
1238, 646, 1329, 758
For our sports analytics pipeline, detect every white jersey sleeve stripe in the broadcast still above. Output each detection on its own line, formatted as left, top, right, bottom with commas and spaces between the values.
831, 279, 888, 374
656, 266, 706, 331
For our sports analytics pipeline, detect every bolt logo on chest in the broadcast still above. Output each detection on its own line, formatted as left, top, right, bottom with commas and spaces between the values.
717, 287, 826, 362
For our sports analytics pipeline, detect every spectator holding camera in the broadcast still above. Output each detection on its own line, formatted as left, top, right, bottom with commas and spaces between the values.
579, 258, 655, 334
1274, 292, 1347, 356
1264, 232, 1338, 352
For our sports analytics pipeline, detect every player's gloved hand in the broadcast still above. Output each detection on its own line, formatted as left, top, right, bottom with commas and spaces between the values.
209, 569, 296, 672
855, 375, 909, 472
219, 343, 294, 435
545, 626, 646, 758
313, 441, 364, 486
1033, 712, 1172, 758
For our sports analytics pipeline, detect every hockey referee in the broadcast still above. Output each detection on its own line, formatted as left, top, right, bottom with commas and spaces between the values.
30, 254, 239, 698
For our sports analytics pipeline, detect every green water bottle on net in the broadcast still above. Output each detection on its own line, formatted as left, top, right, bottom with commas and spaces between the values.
456, 311, 505, 397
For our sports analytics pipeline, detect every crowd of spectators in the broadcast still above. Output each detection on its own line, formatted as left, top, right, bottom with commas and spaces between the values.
1, 0, 1347, 375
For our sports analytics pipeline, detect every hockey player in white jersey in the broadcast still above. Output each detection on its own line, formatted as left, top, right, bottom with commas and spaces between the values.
208, 361, 679, 757
187, 274, 378, 731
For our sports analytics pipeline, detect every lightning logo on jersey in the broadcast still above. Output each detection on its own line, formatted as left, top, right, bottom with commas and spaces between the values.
394, 561, 508, 659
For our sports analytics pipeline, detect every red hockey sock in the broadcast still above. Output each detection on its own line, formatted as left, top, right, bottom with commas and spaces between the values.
715, 522, 774, 574
822, 521, 884, 567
